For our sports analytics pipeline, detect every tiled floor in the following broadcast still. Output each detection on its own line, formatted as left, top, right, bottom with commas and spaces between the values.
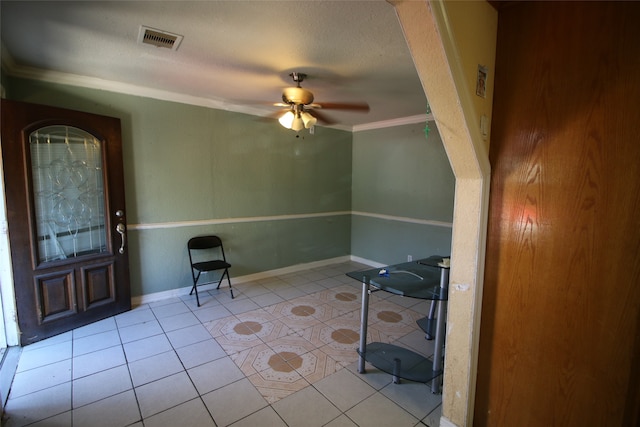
2, 261, 442, 427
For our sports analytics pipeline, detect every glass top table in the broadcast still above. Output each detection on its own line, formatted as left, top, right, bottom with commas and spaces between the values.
347, 256, 450, 393
346, 256, 449, 300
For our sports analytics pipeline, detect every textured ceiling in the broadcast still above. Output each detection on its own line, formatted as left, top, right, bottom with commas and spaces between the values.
0, 1, 428, 130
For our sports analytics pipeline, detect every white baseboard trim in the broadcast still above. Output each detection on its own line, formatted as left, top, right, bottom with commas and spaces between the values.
131, 255, 353, 306
349, 255, 386, 269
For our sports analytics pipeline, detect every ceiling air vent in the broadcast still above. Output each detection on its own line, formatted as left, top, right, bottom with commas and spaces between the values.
138, 26, 183, 51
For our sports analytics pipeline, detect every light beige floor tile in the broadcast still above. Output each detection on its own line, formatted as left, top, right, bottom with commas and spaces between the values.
380, 379, 442, 419
128, 350, 184, 387
123, 334, 172, 363
148, 297, 183, 308
423, 403, 442, 427
298, 271, 329, 282
150, 300, 190, 318
316, 277, 343, 288
72, 329, 121, 357
9, 359, 71, 398
143, 398, 215, 427
166, 323, 212, 348
323, 414, 359, 427
157, 311, 201, 332
29, 411, 71, 427
20, 331, 72, 352
114, 306, 155, 328
118, 320, 163, 343
225, 297, 261, 315
273, 286, 306, 300
135, 371, 198, 418
260, 278, 292, 290
314, 368, 377, 412
182, 291, 219, 309
72, 345, 126, 380
188, 356, 245, 395
16, 340, 71, 372
272, 385, 341, 427
3, 382, 71, 427
72, 389, 141, 427
345, 393, 419, 427
72, 317, 117, 339
250, 292, 285, 307
228, 406, 287, 427
175, 338, 228, 369
72, 364, 132, 408
202, 378, 268, 427
296, 282, 327, 294
344, 362, 393, 391
396, 329, 436, 358
193, 305, 233, 322
235, 283, 272, 297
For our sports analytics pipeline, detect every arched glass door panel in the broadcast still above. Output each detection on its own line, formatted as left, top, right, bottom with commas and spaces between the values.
30, 125, 108, 264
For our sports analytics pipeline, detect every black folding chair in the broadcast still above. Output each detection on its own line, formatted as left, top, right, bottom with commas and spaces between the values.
187, 235, 234, 306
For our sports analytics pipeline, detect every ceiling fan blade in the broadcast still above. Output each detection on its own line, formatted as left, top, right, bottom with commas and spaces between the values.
256, 109, 289, 121
311, 102, 370, 112
307, 109, 337, 125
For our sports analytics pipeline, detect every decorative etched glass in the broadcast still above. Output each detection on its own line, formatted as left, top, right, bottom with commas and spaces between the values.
30, 126, 107, 263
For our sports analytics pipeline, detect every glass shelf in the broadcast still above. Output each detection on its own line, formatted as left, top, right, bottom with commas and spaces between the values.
357, 342, 441, 384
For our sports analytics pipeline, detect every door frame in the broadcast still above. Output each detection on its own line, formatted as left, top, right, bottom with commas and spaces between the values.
0, 147, 20, 348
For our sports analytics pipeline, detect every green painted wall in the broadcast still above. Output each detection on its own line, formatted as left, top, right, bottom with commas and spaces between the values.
351, 122, 454, 264
5, 77, 352, 297
3, 76, 454, 297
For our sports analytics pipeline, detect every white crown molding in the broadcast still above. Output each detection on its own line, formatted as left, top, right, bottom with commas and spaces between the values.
352, 113, 434, 132
1, 59, 271, 117
2, 57, 428, 133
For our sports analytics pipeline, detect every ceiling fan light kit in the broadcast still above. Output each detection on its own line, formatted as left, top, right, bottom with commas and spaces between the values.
275, 72, 368, 133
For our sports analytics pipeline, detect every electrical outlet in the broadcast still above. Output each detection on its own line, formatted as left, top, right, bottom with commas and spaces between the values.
407, 255, 412, 262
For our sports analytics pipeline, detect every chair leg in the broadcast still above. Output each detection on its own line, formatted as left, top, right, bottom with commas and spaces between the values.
191, 271, 201, 307
216, 269, 234, 299
227, 271, 234, 299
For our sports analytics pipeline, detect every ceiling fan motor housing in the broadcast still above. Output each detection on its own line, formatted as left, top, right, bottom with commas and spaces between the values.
282, 87, 314, 105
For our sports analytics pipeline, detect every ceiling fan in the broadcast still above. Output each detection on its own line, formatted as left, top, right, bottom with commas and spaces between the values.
273, 72, 369, 131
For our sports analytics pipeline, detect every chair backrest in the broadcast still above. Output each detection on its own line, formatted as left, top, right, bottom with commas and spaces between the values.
188, 235, 226, 261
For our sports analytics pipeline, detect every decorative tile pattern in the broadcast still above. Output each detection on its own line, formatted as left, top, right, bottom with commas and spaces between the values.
204, 283, 396, 403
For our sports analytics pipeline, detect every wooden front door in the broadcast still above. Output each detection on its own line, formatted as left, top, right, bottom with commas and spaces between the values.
1, 99, 131, 346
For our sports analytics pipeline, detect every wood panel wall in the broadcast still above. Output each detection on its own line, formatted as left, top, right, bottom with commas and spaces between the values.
475, 2, 640, 426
